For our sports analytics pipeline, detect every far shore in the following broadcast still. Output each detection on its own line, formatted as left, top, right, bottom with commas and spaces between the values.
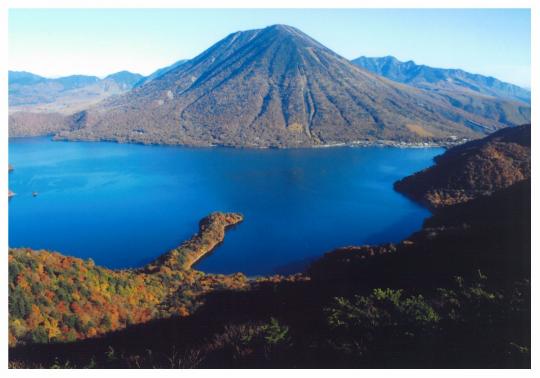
10, 133, 464, 150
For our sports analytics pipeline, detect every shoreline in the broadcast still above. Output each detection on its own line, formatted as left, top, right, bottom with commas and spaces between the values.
10, 134, 465, 150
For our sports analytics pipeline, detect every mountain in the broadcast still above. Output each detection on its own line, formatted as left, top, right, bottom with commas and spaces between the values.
33, 24, 526, 147
104, 71, 144, 89
133, 59, 187, 87
9, 72, 102, 91
9, 72, 100, 106
8, 71, 48, 86
394, 124, 531, 208
352, 56, 531, 104
52, 75, 102, 90
8, 70, 142, 114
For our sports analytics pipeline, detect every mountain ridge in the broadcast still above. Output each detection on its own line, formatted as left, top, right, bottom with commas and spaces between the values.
352, 55, 531, 104
9, 70, 144, 114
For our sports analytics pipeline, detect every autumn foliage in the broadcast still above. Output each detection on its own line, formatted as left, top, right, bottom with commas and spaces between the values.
8, 212, 251, 346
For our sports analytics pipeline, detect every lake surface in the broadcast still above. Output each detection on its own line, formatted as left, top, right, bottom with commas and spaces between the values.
8, 137, 443, 275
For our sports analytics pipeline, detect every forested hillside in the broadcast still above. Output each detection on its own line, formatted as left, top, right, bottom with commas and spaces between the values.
394, 124, 531, 208
8, 213, 254, 346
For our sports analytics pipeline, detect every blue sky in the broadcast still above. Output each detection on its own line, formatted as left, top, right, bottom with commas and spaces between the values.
8, 9, 531, 87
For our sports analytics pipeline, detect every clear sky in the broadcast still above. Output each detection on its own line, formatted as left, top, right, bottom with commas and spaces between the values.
8, 8, 531, 87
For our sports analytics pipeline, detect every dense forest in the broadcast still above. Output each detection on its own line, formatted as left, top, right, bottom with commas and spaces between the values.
8, 213, 254, 346
8, 126, 531, 368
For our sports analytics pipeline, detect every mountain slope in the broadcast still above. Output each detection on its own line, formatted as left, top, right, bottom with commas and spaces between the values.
394, 123, 531, 208
8, 112, 68, 137
133, 59, 187, 87
352, 56, 531, 104
48, 25, 527, 147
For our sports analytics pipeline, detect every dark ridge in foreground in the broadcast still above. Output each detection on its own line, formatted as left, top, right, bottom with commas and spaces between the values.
394, 124, 531, 208
311, 178, 530, 287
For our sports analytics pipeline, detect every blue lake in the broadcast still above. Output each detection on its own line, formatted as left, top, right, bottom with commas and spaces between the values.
8, 137, 442, 275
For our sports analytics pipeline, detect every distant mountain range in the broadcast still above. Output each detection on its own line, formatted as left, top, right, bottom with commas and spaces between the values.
9, 60, 193, 115
9, 61, 190, 112
352, 56, 530, 104
9, 70, 144, 113
9, 25, 531, 146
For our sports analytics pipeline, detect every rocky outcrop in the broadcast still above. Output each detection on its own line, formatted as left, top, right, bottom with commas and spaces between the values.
8, 164, 15, 198
394, 124, 531, 208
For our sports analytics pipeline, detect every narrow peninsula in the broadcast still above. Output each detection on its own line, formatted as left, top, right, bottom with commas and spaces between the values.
144, 212, 244, 272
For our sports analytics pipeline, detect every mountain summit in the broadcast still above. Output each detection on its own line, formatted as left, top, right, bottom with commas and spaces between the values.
18, 25, 530, 147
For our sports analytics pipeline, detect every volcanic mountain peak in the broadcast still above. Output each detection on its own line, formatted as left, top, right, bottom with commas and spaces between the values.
220, 24, 327, 50
259, 24, 330, 48
10, 24, 531, 147
138, 24, 341, 92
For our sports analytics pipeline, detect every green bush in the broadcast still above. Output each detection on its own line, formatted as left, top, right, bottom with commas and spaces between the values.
30, 326, 49, 344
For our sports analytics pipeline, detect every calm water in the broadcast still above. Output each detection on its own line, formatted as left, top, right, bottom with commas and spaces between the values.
8, 137, 442, 275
